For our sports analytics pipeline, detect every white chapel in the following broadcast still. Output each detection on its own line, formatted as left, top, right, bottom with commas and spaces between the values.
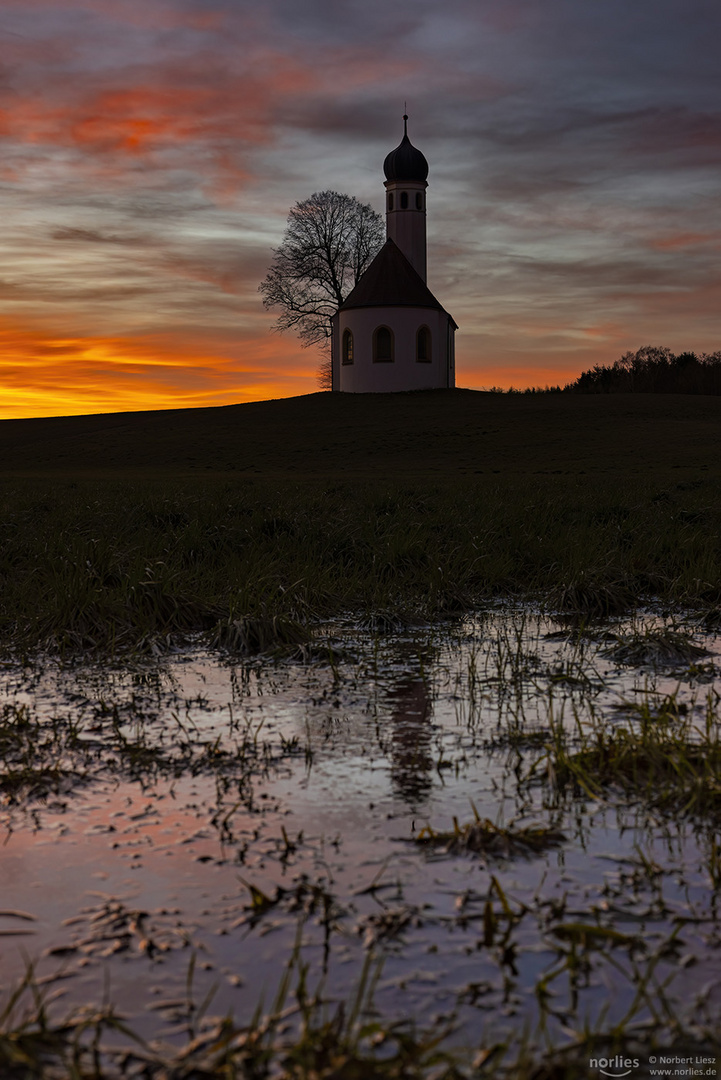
330, 116, 457, 393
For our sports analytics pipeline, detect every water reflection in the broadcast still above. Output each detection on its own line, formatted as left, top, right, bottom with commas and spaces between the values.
0, 612, 719, 1064
387, 675, 434, 805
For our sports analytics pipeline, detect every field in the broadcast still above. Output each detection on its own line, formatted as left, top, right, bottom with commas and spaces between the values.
1, 389, 721, 654
1, 390, 721, 1079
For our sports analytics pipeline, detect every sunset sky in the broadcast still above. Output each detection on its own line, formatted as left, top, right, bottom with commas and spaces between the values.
1, 0, 720, 417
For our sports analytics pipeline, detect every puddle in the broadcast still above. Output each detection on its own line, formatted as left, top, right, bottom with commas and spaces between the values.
0, 608, 720, 1064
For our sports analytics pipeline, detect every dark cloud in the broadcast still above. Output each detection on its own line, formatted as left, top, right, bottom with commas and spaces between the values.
50, 226, 148, 243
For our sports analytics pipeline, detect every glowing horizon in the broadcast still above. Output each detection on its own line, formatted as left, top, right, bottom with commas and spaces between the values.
2, 0, 719, 419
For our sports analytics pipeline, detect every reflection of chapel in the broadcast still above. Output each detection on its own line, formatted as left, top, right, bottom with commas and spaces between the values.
331, 116, 457, 392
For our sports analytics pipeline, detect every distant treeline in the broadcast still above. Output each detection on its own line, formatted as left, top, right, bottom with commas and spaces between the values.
485, 346, 721, 396
565, 346, 721, 395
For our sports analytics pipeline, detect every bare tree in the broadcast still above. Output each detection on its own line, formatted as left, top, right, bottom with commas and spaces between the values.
259, 191, 384, 388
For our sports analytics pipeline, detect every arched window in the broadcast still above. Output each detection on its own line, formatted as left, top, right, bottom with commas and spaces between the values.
388, 193, 394, 211
415, 192, 423, 210
416, 325, 431, 362
342, 328, 354, 365
400, 191, 408, 210
373, 325, 394, 363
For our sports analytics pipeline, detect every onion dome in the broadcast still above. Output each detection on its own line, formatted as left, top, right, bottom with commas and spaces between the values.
383, 115, 428, 183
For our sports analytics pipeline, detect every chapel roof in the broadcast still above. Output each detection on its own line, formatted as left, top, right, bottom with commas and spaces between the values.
339, 239, 457, 327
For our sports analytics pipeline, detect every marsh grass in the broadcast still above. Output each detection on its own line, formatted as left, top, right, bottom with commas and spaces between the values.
533, 691, 721, 821
0, 945, 464, 1080
2, 944, 715, 1079
0, 702, 89, 804
0, 697, 296, 811
1, 470, 720, 654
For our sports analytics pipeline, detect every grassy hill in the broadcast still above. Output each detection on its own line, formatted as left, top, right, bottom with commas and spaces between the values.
1, 390, 720, 653
2, 388, 720, 480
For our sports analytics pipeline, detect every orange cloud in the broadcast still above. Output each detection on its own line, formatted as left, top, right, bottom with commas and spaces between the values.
0, 50, 321, 203
0, 317, 319, 419
2, 58, 315, 152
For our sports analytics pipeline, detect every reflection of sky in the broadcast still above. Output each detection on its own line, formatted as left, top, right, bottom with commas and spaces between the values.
1, 615, 720, 1047
1, 0, 720, 416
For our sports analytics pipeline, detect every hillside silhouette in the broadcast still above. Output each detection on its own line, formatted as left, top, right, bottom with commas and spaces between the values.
1, 388, 720, 481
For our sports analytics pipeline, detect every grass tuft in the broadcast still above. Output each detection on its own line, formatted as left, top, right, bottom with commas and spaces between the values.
601, 628, 711, 668
552, 571, 636, 618
209, 613, 311, 655
415, 804, 566, 858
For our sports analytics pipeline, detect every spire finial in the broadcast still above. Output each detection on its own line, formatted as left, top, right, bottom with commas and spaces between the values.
403, 106, 408, 138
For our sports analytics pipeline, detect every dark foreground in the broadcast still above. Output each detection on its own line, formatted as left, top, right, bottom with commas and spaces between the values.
1, 391, 720, 653
2, 389, 720, 480
1, 393, 721, 1078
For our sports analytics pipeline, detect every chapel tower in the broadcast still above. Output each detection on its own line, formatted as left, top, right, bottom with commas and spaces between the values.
383, 114, 428, 281
331, 116, 457, 393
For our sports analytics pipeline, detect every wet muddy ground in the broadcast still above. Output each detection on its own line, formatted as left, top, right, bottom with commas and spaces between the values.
1, 609, 720, 1073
